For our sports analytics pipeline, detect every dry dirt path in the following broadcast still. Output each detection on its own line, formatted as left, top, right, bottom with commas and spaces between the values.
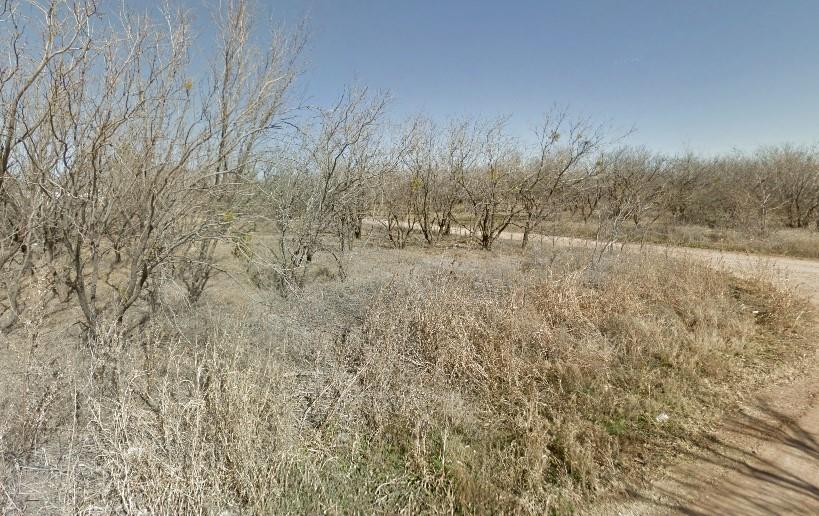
366, 219, 819, 514
582, 242, 819, 515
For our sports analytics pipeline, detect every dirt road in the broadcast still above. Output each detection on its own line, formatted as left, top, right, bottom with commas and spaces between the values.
500, 232, 819, 514
587, 242, 819, 515
367, 220, 819, 514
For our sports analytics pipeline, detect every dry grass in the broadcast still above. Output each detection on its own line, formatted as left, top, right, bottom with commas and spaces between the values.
323, 255, 810, 512
0, 242, 814, 514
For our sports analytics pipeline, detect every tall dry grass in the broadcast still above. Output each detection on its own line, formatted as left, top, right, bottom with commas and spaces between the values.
23, 252, 808, 515
324, 256, 810, 512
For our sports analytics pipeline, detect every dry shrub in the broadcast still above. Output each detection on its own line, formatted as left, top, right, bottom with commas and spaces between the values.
0, 280, 78, 514
0, 339, 70, 512
68, 318, 426, 515
322, 256, 812, 513
70, 325, 304, 515
51, 255, 811, 515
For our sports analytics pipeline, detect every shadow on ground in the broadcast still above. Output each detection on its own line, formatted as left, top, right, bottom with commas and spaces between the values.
628, 401, 819, 515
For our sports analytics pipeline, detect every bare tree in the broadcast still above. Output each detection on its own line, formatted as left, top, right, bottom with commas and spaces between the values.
258, 87, 389, 291
0, 0, 99, 330
590, 147, 666, 263
454, 118, 523, 250
379, 171, 416, 249
517, 111, 606, 248
568, 171, 604, 224
173, 0, 303, 303
661, 152, 707, 224
739, 157, 782, 236
0, 0, 301, 333
390, 116, 465, 244
759, 145, 819, 229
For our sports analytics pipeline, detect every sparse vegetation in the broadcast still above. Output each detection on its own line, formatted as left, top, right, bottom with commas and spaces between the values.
1, 1, 818, 514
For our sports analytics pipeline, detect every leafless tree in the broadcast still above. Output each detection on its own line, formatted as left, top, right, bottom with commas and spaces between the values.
568, 170, 604, 224
394, 116, 467, 244
661, 152, 707, 224
380, 171, 416, 249
257, 87, 388, 291
0, 0, 301, 334
517, 111, 606, 248
590, 147, 666, 263
759, 145, 819, 229
739, 156, 783, 236
454, 118, 523, 250
1, 0, 99, 330
173, 0, 303, 303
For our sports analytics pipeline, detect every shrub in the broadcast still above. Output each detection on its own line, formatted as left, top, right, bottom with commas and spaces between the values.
32, 254, 813, 515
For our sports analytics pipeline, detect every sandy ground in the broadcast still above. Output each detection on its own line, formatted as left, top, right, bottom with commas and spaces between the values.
589, 243, 819, 515
367, 219, 819, 514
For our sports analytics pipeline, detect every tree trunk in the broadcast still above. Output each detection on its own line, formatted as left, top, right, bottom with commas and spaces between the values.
354, 215, 363, 239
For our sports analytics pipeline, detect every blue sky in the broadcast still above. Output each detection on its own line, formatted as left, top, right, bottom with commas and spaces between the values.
151, 1, 819, 155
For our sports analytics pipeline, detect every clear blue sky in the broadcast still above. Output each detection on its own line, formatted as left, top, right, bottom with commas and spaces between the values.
159, 1, 819, 155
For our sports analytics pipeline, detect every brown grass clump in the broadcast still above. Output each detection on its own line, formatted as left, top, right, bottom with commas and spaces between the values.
318, 256, 812, 513
4, 250, 812, 515
81, 334, 301, 514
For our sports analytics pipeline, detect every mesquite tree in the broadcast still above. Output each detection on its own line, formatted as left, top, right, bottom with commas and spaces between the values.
0, 0, 300, 334
258, 88, 389, 291
455, 118, 523, 250
518, 112, 606, 248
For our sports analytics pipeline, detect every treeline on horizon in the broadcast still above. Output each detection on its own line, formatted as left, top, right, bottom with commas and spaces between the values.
2, 0, 818, 334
